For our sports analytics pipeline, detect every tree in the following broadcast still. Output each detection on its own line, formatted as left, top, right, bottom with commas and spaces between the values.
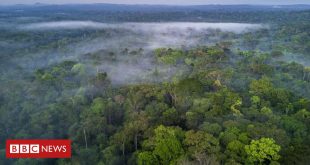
225, 140, 247, 163
138, 125, 184, 165
155, 48, 184, 65
245, 138, 281, 164
281, 116, 307, 139
199, 122, 222, 136
207, 47, 226, 62
251, 96, 261, 109
138, 151, 158, 165
71, 63, 86, 76
249, 77, 292, 110
184, 130, 220, 164
90, 72, 111, 97
186, 98, 211, 128
249, 77, 273, 99
153, 126, 184, 165
162, 107, 179, 125
230, 99, 243, 117
210, 88, 241, 116
124, 112, 149, 151
220, 127, 241, 146
270, 50, 284, 57
125, 85, 162, 114
90, 97, 106, 114
303, 67, 310, 81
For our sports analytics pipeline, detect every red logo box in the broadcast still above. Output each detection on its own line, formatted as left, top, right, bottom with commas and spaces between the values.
6, 139, 71, 158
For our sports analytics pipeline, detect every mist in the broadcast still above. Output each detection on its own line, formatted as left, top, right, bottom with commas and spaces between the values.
0, 21, 267, 85
22, 21, 110, 30
21, 21, 264, 33
8, 21, 266, 84
1, 5, 310, 165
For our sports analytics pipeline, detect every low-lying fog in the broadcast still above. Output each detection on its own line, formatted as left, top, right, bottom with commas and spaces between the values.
21, 21, 264, 33
3, 21, 267, 84
18, 21, 265, 49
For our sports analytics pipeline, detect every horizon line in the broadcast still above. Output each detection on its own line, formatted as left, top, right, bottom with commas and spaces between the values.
1, 3, 310, 6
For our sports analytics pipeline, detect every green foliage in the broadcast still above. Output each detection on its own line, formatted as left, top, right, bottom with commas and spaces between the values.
270, 50, 284, 57
231, 99, 243, 116
199, 122, 222, 136
281, 116, 307, 139
245, 138, 281, 164
249, 77, 274, 98
137, 151, 158, 165
184, 130, 220, 156
91, 97, 106, 114
249, 77, 293, 110
155, 48, 184, 64
71, 63, 86, 75
153, 125, 184, 165
251, 96, 261, 108
207, 47, 226, 62
162, 108, 178, 125
225, 140, 247, 163
260, 106, 273, 115
210, 88, 242, 116
138, 125, 184, 165
220, 127, 241, 146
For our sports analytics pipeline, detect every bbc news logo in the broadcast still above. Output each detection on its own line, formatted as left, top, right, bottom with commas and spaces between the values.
6, 140, 71, 158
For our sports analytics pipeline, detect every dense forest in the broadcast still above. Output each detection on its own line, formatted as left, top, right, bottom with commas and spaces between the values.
0, 4, 310, 165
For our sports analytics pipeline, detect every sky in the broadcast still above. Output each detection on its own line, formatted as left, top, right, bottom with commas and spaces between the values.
1, 0, 310, 5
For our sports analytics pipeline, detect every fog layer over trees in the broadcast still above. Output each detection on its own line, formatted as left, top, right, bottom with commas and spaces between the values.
0, 4, 310, 165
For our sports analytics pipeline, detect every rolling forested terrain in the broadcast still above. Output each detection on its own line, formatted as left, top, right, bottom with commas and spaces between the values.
0, 4, 310, 165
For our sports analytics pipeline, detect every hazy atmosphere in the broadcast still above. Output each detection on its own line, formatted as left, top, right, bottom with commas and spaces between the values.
0, 2, 310, 165
1, 0, 310, 5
